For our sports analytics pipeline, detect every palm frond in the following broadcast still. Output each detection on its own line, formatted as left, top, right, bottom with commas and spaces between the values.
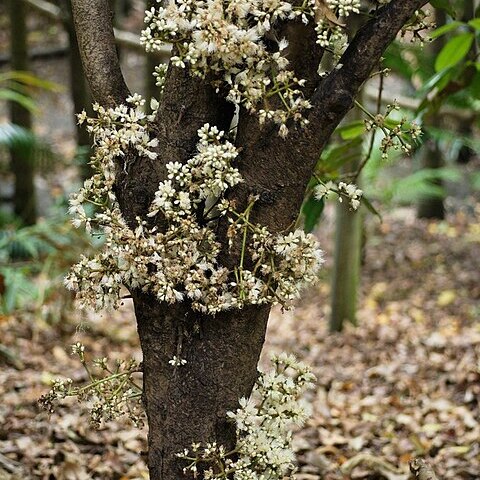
0, 123, 57, 173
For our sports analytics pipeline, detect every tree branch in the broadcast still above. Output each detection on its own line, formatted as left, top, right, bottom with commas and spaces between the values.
307, 0, 429, 154
231, 0, 429, 234
71, 0, 130, 106
23, 0, 62, 21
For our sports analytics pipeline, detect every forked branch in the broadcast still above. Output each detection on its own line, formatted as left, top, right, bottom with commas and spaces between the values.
229, 0, 430, 233
308, 0, 430, 154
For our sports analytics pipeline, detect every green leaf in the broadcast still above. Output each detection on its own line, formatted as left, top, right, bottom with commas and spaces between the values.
302, 195, 325, 233
361, 196, 382, 220
383, 42, 415, 80
435, 33, 474, 71
0, 89, 38, 113
429, 21, 463, 39
468, 19, 480, 30
388, 168, 462, 204
0, 71, 61, 92
429, 0, 456, 17
319, 137, 363, 173
338, 121, 365, 140
420, 68, 453, 95
0, 124, 57, 173
0, 267, 37, 314
427, 126, 480, 152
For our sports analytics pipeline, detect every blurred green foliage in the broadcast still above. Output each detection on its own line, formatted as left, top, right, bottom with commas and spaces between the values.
0, 123, 57, 174
0, 70, 60, 114
302, 2, 480, 230
0, 211, 94, 318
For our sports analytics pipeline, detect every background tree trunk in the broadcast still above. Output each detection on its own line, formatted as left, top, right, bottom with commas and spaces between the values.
455, 0, 477, 166
329, 80, 364, 332
9, 0, 36, 225
416, 132, 445, 219
330, 172, 363, 332
417, 9, 446, 220
60, 0, 94, 180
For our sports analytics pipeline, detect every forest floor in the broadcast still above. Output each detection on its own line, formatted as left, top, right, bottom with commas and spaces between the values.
1, 4, 479, 479
0, 204, 479, 480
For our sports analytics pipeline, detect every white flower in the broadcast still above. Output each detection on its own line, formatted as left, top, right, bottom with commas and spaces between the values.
71, 342, 85, 355
169, 356, 187, 366
67, 119, 323, 314
139, 0, 323, 134
179, 355, 315, 478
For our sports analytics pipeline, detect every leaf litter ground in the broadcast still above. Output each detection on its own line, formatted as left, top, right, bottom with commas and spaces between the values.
0, 205, 479, 479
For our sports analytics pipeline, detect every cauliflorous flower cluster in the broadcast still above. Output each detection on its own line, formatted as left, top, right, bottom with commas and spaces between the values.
179, 353, 316, 479
400, 8, 436, 45
140, 0, 323, 136
314, 0, 359, 60
326, 0, 361, 17
39, 343, 144, 428
66, 103, 323, 313
363, 101, 422, 159
70, 94, 158, 233
314, 180, 363, 210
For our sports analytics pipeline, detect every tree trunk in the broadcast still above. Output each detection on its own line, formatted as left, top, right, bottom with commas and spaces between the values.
330, 182, 363, 332
417, 9, 446, 220
113, 63, 244, 480
329, 11, 364, 331
456, 0, 477, 166
70, 1, 431, 478
134, 296, 270, 479
61, 0, 94, 180
9, 0, 36, 225
416, 133, 445, 219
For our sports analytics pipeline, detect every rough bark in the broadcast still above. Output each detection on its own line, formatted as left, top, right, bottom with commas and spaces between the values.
70, 0, 130, 107
9, 0, 36, 225
70, 1, 429, 479
135, 296, 270, 479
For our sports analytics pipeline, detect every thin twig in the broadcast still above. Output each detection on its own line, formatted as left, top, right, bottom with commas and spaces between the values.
410, 458, 439, 480
353, 72, 385, 181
